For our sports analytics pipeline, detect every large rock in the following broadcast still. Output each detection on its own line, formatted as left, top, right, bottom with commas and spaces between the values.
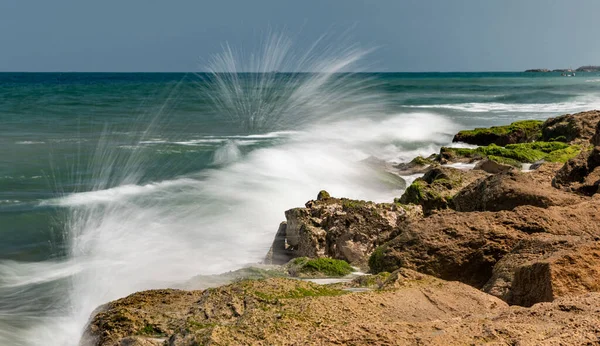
553, 146, 600, 195
484, 234, 600, 307
453, 163, 584, 212
541, 110, 600, 143
369, 199, 600, 288
83, 272, 600, 346
265, 191, 421, 268
368, 209, 525, 288
398, 166, 487, 215
452, 120, 543, 146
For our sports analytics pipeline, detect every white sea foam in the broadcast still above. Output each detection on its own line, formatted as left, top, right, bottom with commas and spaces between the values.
407, 96, 600, 114
15, 141, 45, 145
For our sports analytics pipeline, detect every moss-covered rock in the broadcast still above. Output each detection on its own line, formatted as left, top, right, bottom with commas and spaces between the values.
287, 257, 353, 277
397, 166, 488, 215
316, 190, 331, 200
441, 142, 582, 165
453, 120, 543, 146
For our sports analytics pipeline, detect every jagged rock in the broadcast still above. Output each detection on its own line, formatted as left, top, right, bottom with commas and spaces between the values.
398, 166, 487, 215
452, 120, 543, 146
553, 146, 600, 195
474, 158, 514, 174
541, 110, 600, 143
453, 164, 584, 212
265, 195, 421, 268
484, 234, 600, 307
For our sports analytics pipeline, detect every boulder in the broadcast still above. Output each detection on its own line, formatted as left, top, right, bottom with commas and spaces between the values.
398, 166, 487, 215
369, 198, 600, 288
541, 110, 600, 143
473, 158, 514, 174
452, 120, 543, 146
368, 209, 525, 288
484, 234, 600, 307
553, 146, 600, 195
265, 192, 421, 268
453, 164, 584, 212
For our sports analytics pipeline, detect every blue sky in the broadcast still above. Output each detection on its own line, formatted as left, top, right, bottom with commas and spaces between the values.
1, 0, 599, 72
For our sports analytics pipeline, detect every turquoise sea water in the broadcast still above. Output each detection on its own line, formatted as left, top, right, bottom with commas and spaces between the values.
1, 71, 600, 344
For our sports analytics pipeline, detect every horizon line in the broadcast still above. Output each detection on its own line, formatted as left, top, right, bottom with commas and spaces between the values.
0, 70, 550, 74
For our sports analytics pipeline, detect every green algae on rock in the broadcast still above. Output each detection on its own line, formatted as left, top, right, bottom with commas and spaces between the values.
397, 166, 488, 215
287, 257, 353, 277
441, 142, 582, 165
452, 120, 543, 146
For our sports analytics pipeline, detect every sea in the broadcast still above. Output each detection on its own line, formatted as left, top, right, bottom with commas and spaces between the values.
1, 70, 600, 344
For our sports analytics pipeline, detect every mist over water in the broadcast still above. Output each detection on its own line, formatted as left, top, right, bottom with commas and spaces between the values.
1, 37, 600, 345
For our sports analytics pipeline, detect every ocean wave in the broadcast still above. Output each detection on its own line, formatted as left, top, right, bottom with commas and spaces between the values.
40, 178, 198, 207
15, 141, 45, 145
407, 100, 600, 113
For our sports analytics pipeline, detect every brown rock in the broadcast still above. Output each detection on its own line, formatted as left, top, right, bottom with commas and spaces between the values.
541, 109, 600, 143
473, 158, 514, 174
553, 146, 600, 195
593, 120, 600, 146
453, 164, 584, 212
484, 234, 600, 307
370, 199, 600, 288
369, 209, 524, 288
83, 274, 600, 346
266, 196, 421, 268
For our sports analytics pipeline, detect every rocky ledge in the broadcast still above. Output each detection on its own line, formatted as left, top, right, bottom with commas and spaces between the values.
83, 110, 600, 345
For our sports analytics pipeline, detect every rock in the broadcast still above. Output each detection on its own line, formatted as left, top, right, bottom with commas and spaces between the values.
368, 209, 524, 288
263, 222, 293, 265
541, 110, 600, 143
393, 155, 435, 175
265, 196, 421, 268
398, 166, 488, 215
474, 158, 514, 174
553, 146, 600, 195
83, 272, 508, 346
525, 68, 551, 72
83, 272, 600, 346
453, 164, 584, 212
484, 234, 600, 307
452, 120, 543, 146
316, 190, 330, 200
286, 257, 353, 277
593, 120, 600, 146
529, 159, 545, 170
369, 197, 600, 288
440, 142, 582, 166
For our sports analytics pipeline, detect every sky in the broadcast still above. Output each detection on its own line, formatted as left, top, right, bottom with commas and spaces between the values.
1, 0, 599, 72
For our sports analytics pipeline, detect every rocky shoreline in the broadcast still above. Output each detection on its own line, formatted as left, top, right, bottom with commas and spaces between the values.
82, 111, 600, 345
